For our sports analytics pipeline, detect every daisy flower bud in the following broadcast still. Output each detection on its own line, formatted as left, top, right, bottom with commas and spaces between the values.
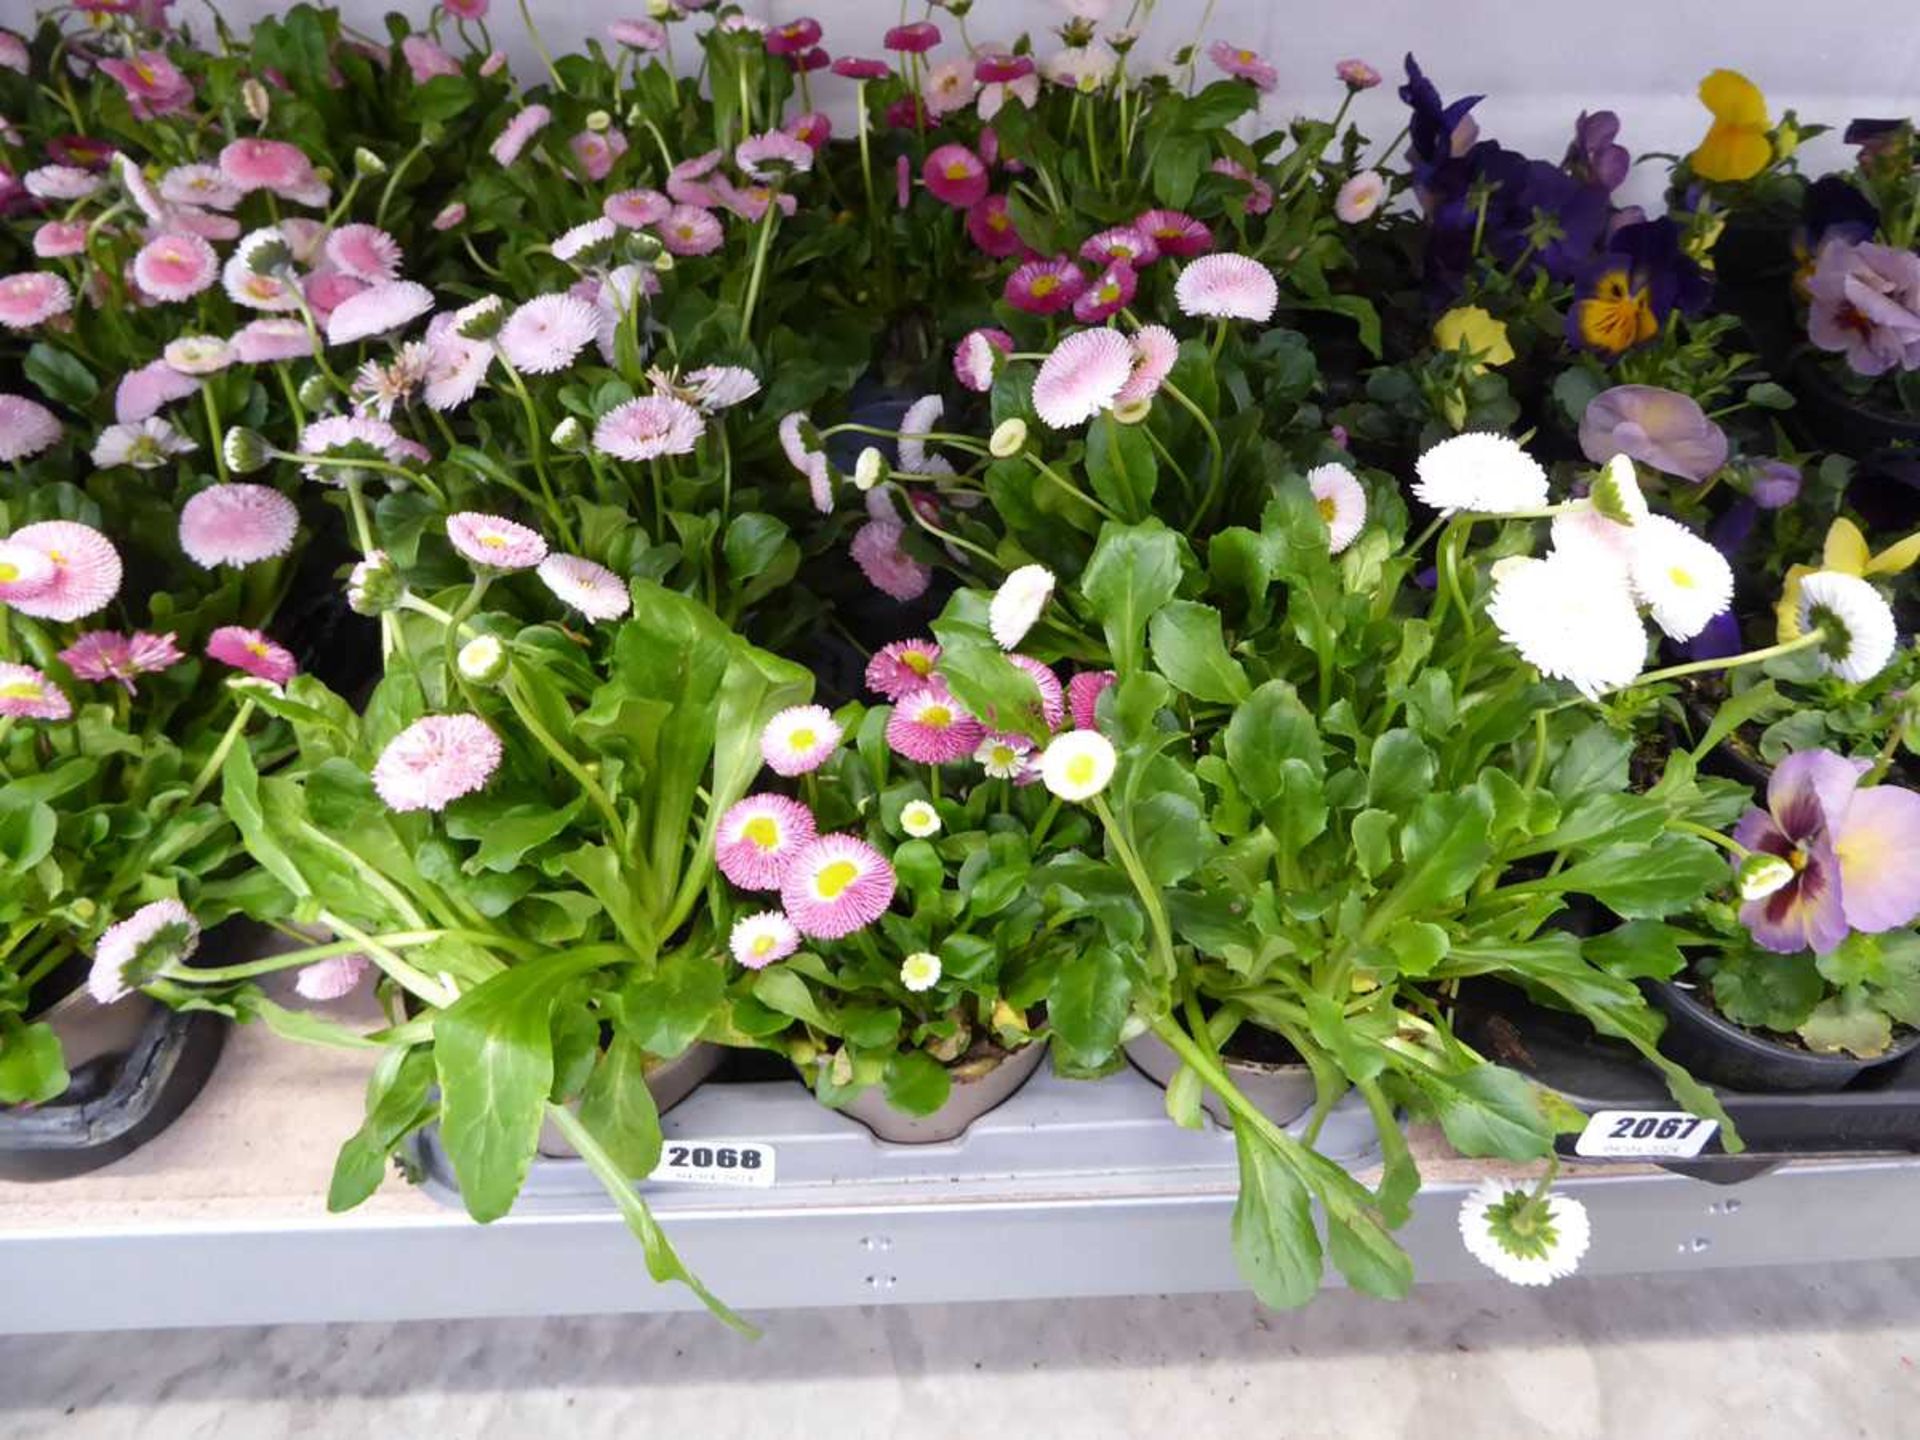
551, 416, 588, 452
854, 446, 886, 491
1112, 398, 1152, 425
989, 564, 1055, 649
353, 147, 388, 178
296, 375, 332, 411
900, 799, 942, 838
585, 109, 613, 133
242, 79, 271, 123
222, 426, 272, 475
1737, 852, 1795, 902
1589, 453, 1650, 527
900, 951, 942, 992
347, 549, 404, 616
989, 418, 1029, 458
457, 634, 508, 685
1040, 730, 1117, 802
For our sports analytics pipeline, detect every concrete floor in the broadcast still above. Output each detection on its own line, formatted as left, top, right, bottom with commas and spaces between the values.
3, 1261, 1917, 1439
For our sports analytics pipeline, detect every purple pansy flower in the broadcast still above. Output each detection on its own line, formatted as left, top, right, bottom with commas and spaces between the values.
1565, 111, 1630, 192
1806, 239, 1920, 377
1735, 750, 1920, 955
1579, 384, 1730, 483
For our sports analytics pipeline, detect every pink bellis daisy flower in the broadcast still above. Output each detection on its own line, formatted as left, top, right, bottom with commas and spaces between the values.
0, 394, 61, 462
1174, 253, 1279, 323
445, 512, 548, 571
179, 484, 299, 568
593, 395, 705, 461
0, 272, 74, 330
206, 625, 297, 687
716, 793, 819, 890
851, 518, 932, 601
372, 713, 504, 814
865, 638, 941, 700
0, 662, 70, 721
1032, 328, 1135, 428
89, 899, 198, 1005
1005, 257, 1087, 316
58, 630, 184, 693
780, 834, 897, 939
0, 521, 121, 621
131, 232, 219, 303
886, 682, 984, 764
1068, 669, 1117, 730
537, 553, 632, 621
761, 704, 842, 776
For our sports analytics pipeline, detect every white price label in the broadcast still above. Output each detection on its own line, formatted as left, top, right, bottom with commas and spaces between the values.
647, 1140, 776, 1188
1575, 1110, 1719, 1159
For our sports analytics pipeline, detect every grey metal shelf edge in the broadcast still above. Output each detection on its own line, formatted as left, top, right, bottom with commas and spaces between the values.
7, 1065, 1920, 1334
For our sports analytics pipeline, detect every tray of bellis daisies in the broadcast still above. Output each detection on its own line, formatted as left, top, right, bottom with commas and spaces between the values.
2, 0, 1920, 1326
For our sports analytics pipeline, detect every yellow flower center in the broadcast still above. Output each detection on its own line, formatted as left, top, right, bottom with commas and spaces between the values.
742, 816, 781, 850
788, 727, 817, 751
1066, 754, 1097, 786
920, 704, 953, 729
1668, 566, 1696, 590
945, 162, 972, 181
246, 640, 271, 658
1030, 275, 1058, 298
0, 681, 40, 700
1317, 496, 1338, 524
751, 934, 775, 957
990, 744, 1017, 767
0, 562, 17, 582
480, 533, 508, 548
1237, 49, 1256, 63
134, 63, 155, 83
903, 651, 934, 676
815, 859, 860, 899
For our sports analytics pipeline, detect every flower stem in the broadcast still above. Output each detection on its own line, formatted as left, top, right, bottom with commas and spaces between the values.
1626, 630, 1824, 692
203, 386, 231, 484
737, 202, 781, 345
1164, 379, 1226, 531
183, 698, 255, 807
516, 0, 566, 92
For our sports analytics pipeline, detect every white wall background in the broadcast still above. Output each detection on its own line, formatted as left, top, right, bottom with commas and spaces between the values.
202, 0, 1919, 207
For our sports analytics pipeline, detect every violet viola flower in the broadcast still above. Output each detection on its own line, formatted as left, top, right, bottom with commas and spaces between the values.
1735, 751, 1920, 955
1566, 218, 1711, 359
1398, 55, 1481, 194
1565, 111, 1630, 192
1579, 384, 1729, 483
1750, 459, 1803, 509
1806, 239, 1920, 377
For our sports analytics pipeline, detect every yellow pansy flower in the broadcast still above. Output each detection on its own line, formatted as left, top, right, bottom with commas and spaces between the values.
1570, 267, 1659, 357
1691, 69, 1773, 183
1433, 305, 1514, 373
1776, 518, 1920, 640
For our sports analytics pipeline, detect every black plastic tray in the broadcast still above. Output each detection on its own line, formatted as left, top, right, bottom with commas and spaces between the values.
0, 1004, 227, 1182
1455, 984, 1920, 1184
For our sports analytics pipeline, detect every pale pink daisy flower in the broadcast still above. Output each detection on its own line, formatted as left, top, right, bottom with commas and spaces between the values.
1307, 463, 1368, 554
231, 317, 315, 364
716, 793, 819, 890
1208, 41, 1278, 91
490, 105, 552, 167
0, 32, 24, 74
779, 412, 834, 513
89, 900, 198, 1005
953, 327, 1014, 393
1174, 253, 1279, 323
179, 485, 299, 568
1067, 669, 1116, 730
736, 130, 814, 182
91, 417, 195, 470
327, 281, 435, 346
58, 631, 184, 692
167, 207, 242, 244
1337, 59, 1383, 90
0, 540, 55, 599
402, 34, 462, 82
1033, 328, 1135, 428
294, 952, 371, 1001
1007, 653, 1066, 729
1134, 209, 1212, 259
304, 269, 372, 322
114, 360, 200, 424
326, 224, 405, 283
221, 251, 303, 313
371, 714, 504, 814
206, 625, 298, 686
0, 662, 70, 721
423, 332, 494, 412
24, 165, 101, 201
0, 272, 74, 330
219, 138, 320, 197
852, 519, 931, 601
0, 395, 61, 463
728, 912, 800, 970
781, 834, 898, 940
886, 682, 984, 765
608, 17, 668, 51
592, 395, 704, 460
113, 152, 169, 222
1211, 157, 1276, 216
865, 639, 941, 700
1335, 171, 1386, 224
536, 553, 631, 621
1, 522, 121, 621
923, 58, 981, 119
497, 294, 597, 374
897, 393, 954, 476
160, 164, 242, 211
432, 202, 468, 231
667, 150, 724, 207
33, 221, 90, 259
446, 512, 548, 571
552, 217, 617, 266
568, 128, 629, 183
351, 342, 431, 420
605, 188, 671, 229
684, 366, 760, 412
659, 205, 724, 258
712, 179, 795, 224
1115, 325, 1179, 408
298, 414, 406, 481
991, 566, 1056, 650
762, 704, 842, 777
161, 335, 233, 377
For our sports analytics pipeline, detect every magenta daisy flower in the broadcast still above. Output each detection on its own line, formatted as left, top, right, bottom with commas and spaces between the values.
537, 553, 631, 621
883, 20, 940, 52
231, 318, 316, 364
1007, 654, 1066, 730
659, 205, 724, 258
923, 144, 989, 209
372, 714, 504, 814
0, 394, 61, 463
786, 111, 832, 151
89, 899, 198, 1005
966, 194, 1025, 259
954, 328, 1014, 393
1336, 58, 1383, 90
1068, 669, 1117, 730
1080, 226, 1159, 268
605, 189, 672, 229
976, 51, 1035, 83
0, 272, 74, 330
326, 281, 435, 346
729, 911, 800, 970
58, 631, 183, 692
326, 224, 404, 284
832, 56, 890, 79
1072, 260, 1138, 323
851, 519, 932, 601
490, 105, 553, 167
1, 521, 121, 621
761, 704, 842, 777
179, 484, 299, 569
886, 682, 983, 765
1208, 41, 1278, 91
1211, 158, 1276, 216
445, 512, 548, 571
114, 361, 200, 425
132, 233, 219, 303
1134, 209, 1213, 259
1005, 257, 1087, 316
497, 294, 598, 374
295, 952, 371, 1001
764, 16, 821, 55
865, 639, 941, 700
716, 793, 818, 890
1033, 328, 1135, 428
206, 626, 297, 686
0, 663, 71, 721
1175, 253, 1279, 323
1115, 325, 1179, 408
781, 834, 897, 940
593, 395, 705, 461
